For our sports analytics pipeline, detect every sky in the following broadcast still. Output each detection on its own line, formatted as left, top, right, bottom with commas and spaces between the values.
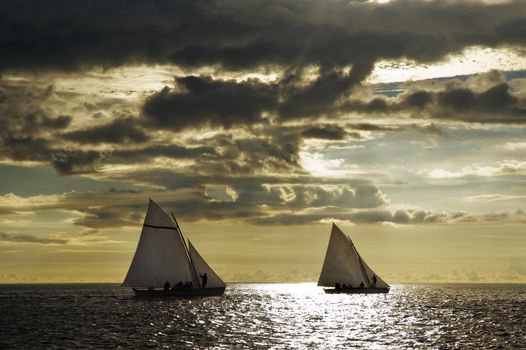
0, 0, 525, 284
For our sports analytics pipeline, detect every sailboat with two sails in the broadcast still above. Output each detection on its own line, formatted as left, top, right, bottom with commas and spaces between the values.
318, 224, 390, 294
122, 199, 226, 297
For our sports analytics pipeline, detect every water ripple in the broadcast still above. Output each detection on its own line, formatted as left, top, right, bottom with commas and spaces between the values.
0, 283, 524, 349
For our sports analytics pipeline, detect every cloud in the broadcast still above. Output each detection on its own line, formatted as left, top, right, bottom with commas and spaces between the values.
2, 1, 525, 177
340, 78, 526, 123
51, 149, 103, 175
142, 77, 278, 130
461, 194, 526, 203
302, 125, 350, 140
0, 0, 525, 233
0, 232, 68, 244
2, 0, 526, 74
503, 142, 526, 151
73, 206, 146, 229
259, 184, 389, 209
431, 82, 526, 122
2, 186, 525, 228
253, 206, 526, 226
0, 81, 106, 174
426, 160, 526, 179
108, 144, 217, 164
277, 62, 375, 118
138, 72, 526, 132
62, 117, 149, 144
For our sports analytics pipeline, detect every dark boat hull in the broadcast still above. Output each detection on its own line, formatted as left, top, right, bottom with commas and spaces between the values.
132, 287, 226, 297
324, 287, 389, 294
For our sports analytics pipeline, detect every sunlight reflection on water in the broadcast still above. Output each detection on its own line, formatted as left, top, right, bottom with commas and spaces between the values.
0, 283, 524, 349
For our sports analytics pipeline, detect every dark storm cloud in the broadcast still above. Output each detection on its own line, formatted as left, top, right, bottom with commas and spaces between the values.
0, 100, 103, 175
142, 76, 278, 130
0, 87, 7, 103
0, 103, 72, 137
2, 0, 526, 73
62, 117, 149, 144
0, 232, 68, 244
422, 82, 526, 123
302, 125, 350, 140
346, 122, 444, 135
73, 206, 144, 229
108, 144, 217, 163
277, 62, 375, 118
341, 97, 391, 114
340, 80, 526, 123
140, 73, 526, 132
0, 82, 103, 174
402, 90, 434, 109
3, 0, 526, 138
330, 79, 526, 123
0, 133, 104, 175
51, 149, 102, 175
2, 0, 526, 232
437, 83, 520, 113
347, 123, 398, 132
141, 70, 368, 128
495, 18, 526, 45
163, 131, 306, 176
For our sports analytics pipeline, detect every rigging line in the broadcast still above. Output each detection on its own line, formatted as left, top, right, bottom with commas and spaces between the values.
172, 213, 202, 288
347, 235, 371, 287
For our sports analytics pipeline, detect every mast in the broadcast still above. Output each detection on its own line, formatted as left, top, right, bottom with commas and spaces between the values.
172, 213, 202, 288
123, 199, 198, 288
348, 235, 371, 287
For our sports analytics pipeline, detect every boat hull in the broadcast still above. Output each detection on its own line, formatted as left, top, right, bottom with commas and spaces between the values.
132, 287, 226, 297
324, 287, 390, 294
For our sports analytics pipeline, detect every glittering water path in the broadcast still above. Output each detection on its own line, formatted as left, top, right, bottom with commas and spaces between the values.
1, 284, 524, 349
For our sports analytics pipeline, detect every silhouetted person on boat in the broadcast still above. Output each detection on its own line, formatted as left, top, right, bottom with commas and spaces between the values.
372, 275, 377, 287
335, 282, 341, 290
175, 281, 183, 289
359, 281, 364, 288
200, 273, 208, 288
164, 280, 170, 290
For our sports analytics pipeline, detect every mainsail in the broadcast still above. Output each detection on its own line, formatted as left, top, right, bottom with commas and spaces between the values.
188, 241, 226, 288
122, 199, 199, 288
318, 223, 389, 289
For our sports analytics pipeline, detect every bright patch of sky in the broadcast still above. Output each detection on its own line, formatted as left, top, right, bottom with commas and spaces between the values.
369, 47, 526, 84
297, 124, 526, 213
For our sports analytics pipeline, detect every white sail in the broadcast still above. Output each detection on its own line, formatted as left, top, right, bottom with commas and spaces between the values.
318, 224, 388, 288
188, 241, 226, 288
361, 257, 390, 289
122, 199, 198, 288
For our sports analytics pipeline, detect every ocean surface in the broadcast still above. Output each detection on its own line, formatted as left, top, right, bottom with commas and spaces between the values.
0, 283, 524, 349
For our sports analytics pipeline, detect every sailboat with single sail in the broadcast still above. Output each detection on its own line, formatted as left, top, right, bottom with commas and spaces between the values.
122, 199, 226, 297
318, 223, 390, 294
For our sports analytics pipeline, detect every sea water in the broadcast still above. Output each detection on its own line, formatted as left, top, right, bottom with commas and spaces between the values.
0, 283, 524, 349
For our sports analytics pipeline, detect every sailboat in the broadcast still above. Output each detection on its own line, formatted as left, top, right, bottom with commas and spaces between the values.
122, 199, 226, 297
318, 223, 390, 294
